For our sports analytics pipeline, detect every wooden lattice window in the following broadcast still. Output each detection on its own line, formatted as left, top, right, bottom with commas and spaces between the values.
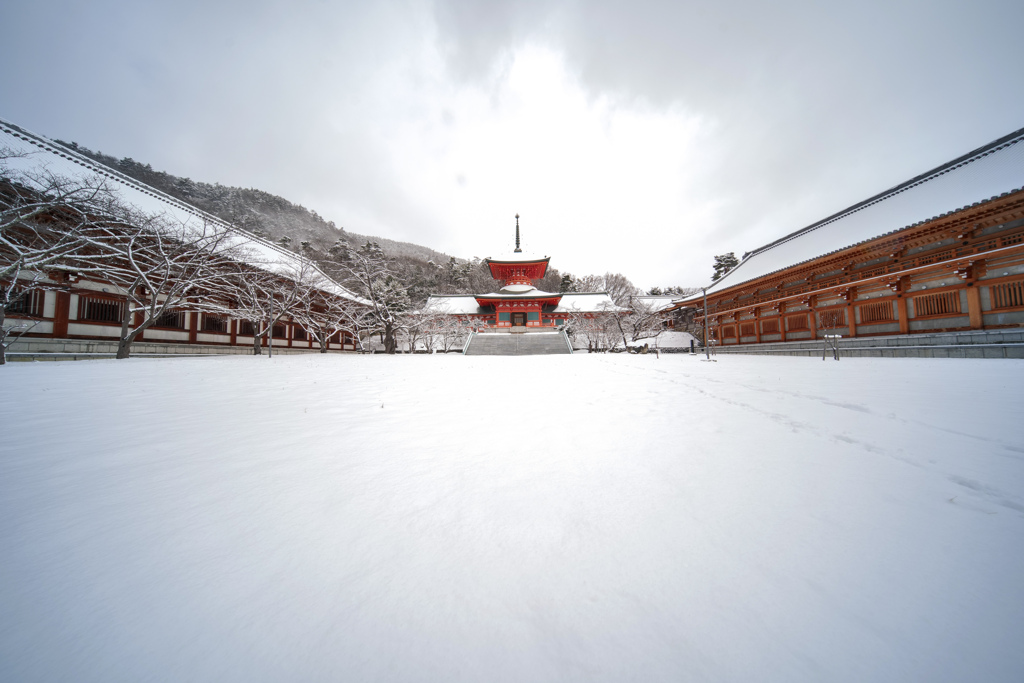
153, 309, 186, 329
859, 300, 894, 323
817, 308, 846, 329
5, 288, 43, 317
238, 320, 255, 336
722, 324, 737, 339
740, 322, 756, 337
202, 315, 227, 333
79, 295, 125, 323
919, 249, 954, 266
786, 314, 809, 331
292, 326, 307, 341
760, 318, 780, 334
991, 280, 1024, 310
272, 323, 286, 338
913, 291, 960, 318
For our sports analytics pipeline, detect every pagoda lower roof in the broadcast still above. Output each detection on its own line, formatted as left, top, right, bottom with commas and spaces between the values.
474, 288, 562, 300
423, 291, 626, 315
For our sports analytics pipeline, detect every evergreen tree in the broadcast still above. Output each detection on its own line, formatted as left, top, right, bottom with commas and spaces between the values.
711, 252, 739, 281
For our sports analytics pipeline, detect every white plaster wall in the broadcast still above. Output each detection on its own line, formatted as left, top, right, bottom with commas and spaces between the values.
43, 291, 56, 318
983, 311, 1024, 326
68, 294, 78, 320
909, 316, 970, 331
857, 322, 901, 335
143, 329, 189, 342
196, 333, 230, 344
67, 322, 119, 337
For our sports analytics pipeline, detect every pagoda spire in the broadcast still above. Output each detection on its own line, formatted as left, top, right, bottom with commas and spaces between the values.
514, 214, 522, 253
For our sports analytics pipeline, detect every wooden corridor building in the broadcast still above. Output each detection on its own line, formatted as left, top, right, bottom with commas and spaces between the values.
674, 127, 1024, 346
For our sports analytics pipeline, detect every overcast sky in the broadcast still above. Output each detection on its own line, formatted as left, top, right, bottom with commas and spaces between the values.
2, 0, 1022, 288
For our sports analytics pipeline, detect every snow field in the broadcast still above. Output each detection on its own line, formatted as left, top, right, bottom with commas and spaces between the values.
1, 353, 1023, 682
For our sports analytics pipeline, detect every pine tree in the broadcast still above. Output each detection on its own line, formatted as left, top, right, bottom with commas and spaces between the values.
711, 253, 739, 281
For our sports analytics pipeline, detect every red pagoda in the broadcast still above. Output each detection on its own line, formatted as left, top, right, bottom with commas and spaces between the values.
475, 214, 564, 328
424, 215, 622, 330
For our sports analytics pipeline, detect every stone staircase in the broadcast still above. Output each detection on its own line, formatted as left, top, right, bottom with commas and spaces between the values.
464, 331, 573, 356
708, 328, 1024, 359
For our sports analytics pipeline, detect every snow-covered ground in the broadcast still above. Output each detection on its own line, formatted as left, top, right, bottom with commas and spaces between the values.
2, 354, 1023, 682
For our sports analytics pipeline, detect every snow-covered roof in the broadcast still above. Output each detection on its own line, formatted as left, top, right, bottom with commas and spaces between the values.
630, 295, 679, 313
691, 126, 1024, 300
552, 292, 626, 313
475, 287, 561, 300
423, 295, 485, 315
0, 118, 364, 304
500, 284, 539, 294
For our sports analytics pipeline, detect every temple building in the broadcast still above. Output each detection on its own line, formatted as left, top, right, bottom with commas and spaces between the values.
671, 126, 1024, 354
1, 118, 363, 357
424, 215, 623, 329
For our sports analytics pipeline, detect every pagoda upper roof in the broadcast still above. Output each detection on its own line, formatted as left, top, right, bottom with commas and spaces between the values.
485, 251, 550, 265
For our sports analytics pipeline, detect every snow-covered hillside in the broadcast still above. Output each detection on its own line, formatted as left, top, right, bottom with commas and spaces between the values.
1, 355, 1022, 682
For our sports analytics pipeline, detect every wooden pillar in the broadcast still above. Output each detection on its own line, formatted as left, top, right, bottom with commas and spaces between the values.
53, 291, 70, 338
966, 285, 983, 329
753, 310, 761, 344
230, 319, 237, 346
845, 290, 856, 338
896, 296, 909, 334
806, 295, 818, 339
188, 312, 198, 344
779, 307, 787, 342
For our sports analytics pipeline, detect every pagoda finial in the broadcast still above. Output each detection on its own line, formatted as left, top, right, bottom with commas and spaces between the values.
514, 214, 521, 253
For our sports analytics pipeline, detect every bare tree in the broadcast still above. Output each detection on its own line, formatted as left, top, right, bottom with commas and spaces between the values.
622, 296, 672, 345
434, 314, 475, 353
326, 241, 410, 354
226, 258, 322, 355
1, 154, 127, 363
288, 283, 365, 353
564, 307, 620, 353
74, 211, 245, 359
570, 272, 638, 307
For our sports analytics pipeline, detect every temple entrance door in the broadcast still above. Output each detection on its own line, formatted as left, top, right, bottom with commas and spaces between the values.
512, 312, 526, 326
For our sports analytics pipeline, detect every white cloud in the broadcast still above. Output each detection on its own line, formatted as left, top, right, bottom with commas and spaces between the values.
370, 45, 717, 286
3, 0, 1023, 290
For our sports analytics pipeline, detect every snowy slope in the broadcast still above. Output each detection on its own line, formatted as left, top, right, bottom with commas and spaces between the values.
1, 355, 1022, 682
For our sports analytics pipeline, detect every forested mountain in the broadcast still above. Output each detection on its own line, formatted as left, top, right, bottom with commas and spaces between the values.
50, 139, 690, 304
53, 140, 454, 266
